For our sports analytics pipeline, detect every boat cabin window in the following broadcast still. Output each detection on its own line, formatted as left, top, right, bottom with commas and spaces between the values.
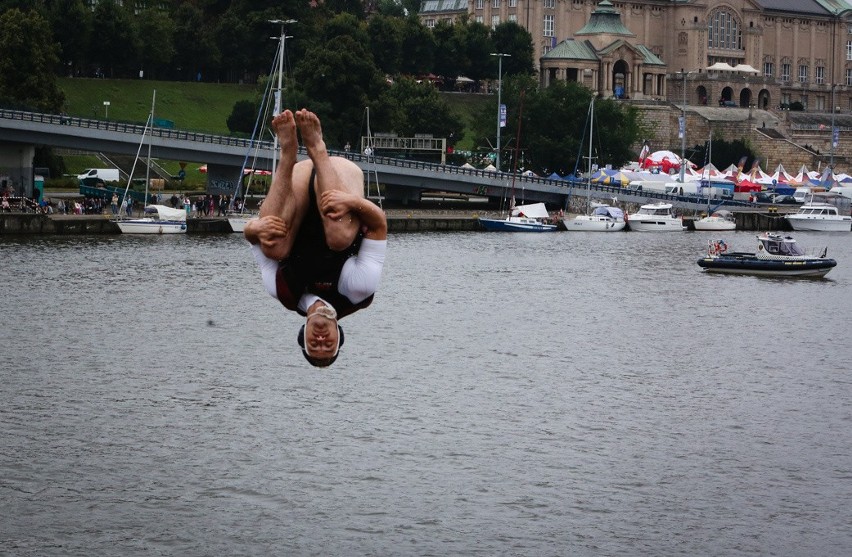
763, 238, 804, 256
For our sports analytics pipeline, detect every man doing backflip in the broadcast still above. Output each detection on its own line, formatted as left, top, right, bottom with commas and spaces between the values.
244, 109, 387, 367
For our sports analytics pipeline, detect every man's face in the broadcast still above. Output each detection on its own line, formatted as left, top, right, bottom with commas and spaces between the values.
304, 314, 340, 359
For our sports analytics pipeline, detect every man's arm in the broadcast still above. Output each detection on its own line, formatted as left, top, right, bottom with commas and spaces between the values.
244, 215, 289, 260
320, 190, 387, 241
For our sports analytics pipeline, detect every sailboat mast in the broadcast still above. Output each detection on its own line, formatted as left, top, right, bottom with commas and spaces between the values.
508, 91, 525, 210
144, 90, 155, 208
587, 97, 594, 211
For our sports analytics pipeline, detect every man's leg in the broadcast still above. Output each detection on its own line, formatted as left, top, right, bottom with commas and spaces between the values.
295, 109, 363, 251
259, 110, 310, 257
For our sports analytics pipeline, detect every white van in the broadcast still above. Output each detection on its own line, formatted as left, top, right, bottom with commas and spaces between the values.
830, 186, 852, 200
77, 168, 120, 184
793, 186, 825, 203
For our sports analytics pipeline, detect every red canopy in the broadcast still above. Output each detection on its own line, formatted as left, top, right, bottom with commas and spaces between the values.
734, 179, 761, 192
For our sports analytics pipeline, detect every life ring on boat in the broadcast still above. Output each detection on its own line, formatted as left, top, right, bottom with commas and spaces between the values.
717, 241, 728, 254
708, 243, 717, 256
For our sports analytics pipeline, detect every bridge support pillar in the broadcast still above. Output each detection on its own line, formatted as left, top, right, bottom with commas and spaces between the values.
206, 163, 247, 197
384, 184, 423, 204
0, 140, 35, 198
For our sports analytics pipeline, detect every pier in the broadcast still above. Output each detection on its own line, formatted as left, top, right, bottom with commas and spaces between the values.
0, 210, 792, 235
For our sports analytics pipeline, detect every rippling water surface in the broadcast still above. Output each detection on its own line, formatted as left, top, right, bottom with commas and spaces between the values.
2, 230, 851, 556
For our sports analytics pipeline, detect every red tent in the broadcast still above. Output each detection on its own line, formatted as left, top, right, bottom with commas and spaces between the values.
734, 179, 761, 192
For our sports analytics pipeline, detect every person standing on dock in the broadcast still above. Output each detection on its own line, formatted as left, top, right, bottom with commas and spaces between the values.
244, 109, 387, 367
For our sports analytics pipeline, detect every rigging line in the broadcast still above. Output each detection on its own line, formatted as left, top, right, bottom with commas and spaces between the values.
119, 111, 154, 212
230, 44, 281, 211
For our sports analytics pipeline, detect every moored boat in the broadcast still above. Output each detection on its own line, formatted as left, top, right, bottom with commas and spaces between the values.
116, 204, 187, 234
564, 204, 626, 231
697, 232, 836, 278
479, 202, 557, 232
693, 209, 736, 231
627, 202, 684, 231
785, 202, 851, 232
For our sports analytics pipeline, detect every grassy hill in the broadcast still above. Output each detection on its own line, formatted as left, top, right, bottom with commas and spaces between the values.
52, 78, 491, 188
58, 77, 257, 135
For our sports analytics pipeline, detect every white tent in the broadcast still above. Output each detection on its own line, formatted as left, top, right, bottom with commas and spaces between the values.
483, 164, 497, 172
733, 64, 760, 74
706, 62, 736, 71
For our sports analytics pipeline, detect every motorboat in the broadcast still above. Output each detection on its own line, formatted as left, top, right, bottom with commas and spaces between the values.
116, 204, 187, 234
479, 202, 557, 232
785, 202, 851, 232
626, 202, 684, 231
693, 209, 736, 231
697, 232, 836, 278
563, 204, 626, 231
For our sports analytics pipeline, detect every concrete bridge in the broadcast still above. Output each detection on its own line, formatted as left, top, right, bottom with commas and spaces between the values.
0, 108, 750, 212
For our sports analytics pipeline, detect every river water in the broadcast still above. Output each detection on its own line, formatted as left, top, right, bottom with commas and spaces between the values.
2, 230, 851, 556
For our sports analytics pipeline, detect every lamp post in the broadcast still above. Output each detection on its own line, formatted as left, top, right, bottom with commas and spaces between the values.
103, 101, 110, 120
490, 52, 511, 171
830, 83, 837, 169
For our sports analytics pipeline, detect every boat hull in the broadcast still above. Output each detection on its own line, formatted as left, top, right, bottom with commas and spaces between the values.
693, 218, 736, 231
786, 217, 851, 232
227, 215, 256, 233
478, 217, 557, 232
697, 252, 836, 277
116, 219, 187, 234
627, 218, 684, 232
563, 215, 626, 231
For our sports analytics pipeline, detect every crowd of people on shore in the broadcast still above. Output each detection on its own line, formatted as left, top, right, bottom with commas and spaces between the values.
1, 186, 246, 218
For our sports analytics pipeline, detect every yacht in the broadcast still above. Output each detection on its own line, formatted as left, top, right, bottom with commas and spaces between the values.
626, 202, 684, 232
693, 210, 736, 231
786, 202, 851, 232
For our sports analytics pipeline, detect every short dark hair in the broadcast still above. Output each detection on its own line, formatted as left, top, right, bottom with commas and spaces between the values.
297, 324, 345, 367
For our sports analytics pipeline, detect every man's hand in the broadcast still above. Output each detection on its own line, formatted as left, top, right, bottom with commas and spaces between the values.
245, 215, 289, 259
320, 190, 356, 221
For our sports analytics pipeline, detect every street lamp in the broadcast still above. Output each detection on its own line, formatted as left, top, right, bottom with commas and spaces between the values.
490, 52, 511, 171
830, 83, 837, 168
103, 100, 110, 120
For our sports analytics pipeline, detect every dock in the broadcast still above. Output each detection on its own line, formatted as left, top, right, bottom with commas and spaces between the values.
0, 209, 793, 235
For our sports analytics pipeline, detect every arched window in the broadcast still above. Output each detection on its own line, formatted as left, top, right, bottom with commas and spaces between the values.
708, 9, 742, 50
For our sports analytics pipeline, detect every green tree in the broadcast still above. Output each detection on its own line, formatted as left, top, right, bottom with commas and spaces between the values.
463, 20, 494, 82
472, 78, 642, 174
0, 8, 65, 112
431, 21, 464, 80
377, 0, 406, 17
492, 21, 534, 76
399, 16, 435, 75
89, 0, 138, 77
367, 15, 404, 76
226, 99, 259, 135
292, 35, 386, 147
377, 77, 463, 141
135, 8, 176, 80
46, 0, 92, 77
173, 2, 220, 81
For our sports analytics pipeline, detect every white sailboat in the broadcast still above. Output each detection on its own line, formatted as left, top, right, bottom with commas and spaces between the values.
693, 135, 735, 231
479, 93, 557, 232
116, 90, 187, 234
563, 97, 626, 232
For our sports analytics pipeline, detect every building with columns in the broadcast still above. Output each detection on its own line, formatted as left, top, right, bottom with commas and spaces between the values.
420, 0, 852, 112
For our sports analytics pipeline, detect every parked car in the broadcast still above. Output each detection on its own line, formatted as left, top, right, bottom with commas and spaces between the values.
754, 192, 775, 203
773, 195, 801, 204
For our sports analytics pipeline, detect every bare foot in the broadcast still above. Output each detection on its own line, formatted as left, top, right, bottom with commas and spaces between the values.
295, 109, 327, 158
271, 110, 297, 167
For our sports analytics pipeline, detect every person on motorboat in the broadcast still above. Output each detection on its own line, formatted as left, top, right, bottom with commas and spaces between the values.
244, 109, 387, 367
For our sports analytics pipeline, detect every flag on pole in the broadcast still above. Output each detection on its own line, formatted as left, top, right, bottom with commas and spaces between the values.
638, 142, 650, 164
